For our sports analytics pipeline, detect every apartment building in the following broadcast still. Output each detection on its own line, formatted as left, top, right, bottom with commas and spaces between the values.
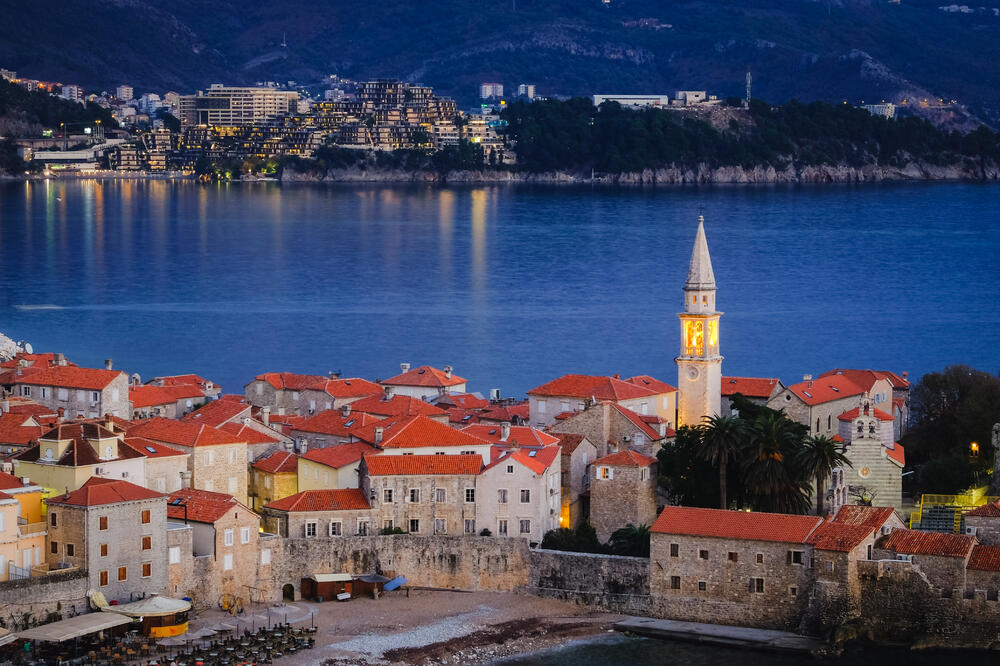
1, 362, 130, 419
177, 85, 299, 127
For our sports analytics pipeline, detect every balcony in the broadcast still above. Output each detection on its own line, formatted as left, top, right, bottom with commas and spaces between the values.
18, 522, 46, 537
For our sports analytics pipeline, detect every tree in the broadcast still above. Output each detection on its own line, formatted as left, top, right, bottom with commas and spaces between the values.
796, 435, 851, 515
699, 414, 747, 509
742, 410, 811, 514
608, 524, 651, 557
539, 521, 606, 553
657, 425, 720, 508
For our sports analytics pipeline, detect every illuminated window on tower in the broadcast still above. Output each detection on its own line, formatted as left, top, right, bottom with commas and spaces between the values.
708, 320, 718, 351
684, 320, 704, 356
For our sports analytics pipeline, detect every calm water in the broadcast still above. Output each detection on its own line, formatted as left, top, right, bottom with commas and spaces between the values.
1, 180, 998, 395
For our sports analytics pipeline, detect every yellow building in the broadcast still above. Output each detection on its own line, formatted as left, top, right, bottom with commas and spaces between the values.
297, 443, 377, 491
0, 471, 47, 580
248, 451, 298, 512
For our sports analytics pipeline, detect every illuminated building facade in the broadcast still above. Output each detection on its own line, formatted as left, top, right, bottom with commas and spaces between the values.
177, 85, 300, 128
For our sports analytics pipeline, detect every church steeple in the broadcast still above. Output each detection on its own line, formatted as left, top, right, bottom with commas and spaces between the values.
676, 216, 723, 427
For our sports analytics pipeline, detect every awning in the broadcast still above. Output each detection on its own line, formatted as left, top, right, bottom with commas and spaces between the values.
0, 628, 17, 647
18, 613, 132, 642
309, 573, 353, 583
104, 595, 191, 618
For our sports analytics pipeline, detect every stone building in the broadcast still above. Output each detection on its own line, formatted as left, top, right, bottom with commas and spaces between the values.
248, 450, 298, 512
45, 477, 167, 602
347, 394, 448, 424
145, 374, 222, 400
127, 418, 249, 506
260, 488, 371, 538
297, 378, 382, 415
380, 364, 467, 401
361, 454, 482, 535
353, 415, 492, 463
476, 446, 561, 543
818, 369, 910, 439
720, 376, 784, 417
589, 450, 658, 542
768, 372, 893, 439
1, 362, 131, 419
166, 488, 264, 602
676, 216, 722, 428
828, 394, 905, 510
290, 408, 382, 450
121, 437, 189, 494
873, 529, 976, 593
554, 433, 597, 528
549, 401, 671, 458
297, 442, 376, 492
243, 372, 330, 415
526, 374, 676, 429
965, 501, 1000, 545
129, 384, 206, 419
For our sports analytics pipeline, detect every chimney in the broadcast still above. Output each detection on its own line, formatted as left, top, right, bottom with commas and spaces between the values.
340, 403, 352, 418
57, 407, 65, 423
500, 421, 511, 442
902, 371, 909, 381
400, 362, 410, 374
297, 439, 308, 454
803, 374, 812, 381
658, 421, 667, 437
374, 427, 384, 444
261, 406, 271, 427
443, 365, 453, 379
329, 371, 341, 379
54, 352, 66, 366
104, 414, 114, 430
383, 385, 395, 400
104, 359, 113, 370
613, 373, 620, 379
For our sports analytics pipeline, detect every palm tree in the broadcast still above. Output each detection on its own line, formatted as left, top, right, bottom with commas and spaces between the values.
743, 410, 811, 514
797, 435, 852, 515
609, 524, 651, 557
700, 414, 746, 509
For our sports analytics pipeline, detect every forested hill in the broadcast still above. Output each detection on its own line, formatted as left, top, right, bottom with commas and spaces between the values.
2, 0, 999, 126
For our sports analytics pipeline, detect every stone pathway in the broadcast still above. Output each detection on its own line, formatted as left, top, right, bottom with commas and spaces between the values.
615, 616, 823, 653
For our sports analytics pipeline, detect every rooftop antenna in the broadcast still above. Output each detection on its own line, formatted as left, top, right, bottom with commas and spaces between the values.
745, 68, 752, 108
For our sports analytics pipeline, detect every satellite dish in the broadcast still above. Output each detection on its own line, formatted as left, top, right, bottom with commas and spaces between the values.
23, 343, 33, 354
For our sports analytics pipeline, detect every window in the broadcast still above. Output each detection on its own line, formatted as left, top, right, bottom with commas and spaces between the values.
698, 581, 707, 591
22, 386, 30, 397
92, 391, 100, 402
141, 536, 152, 550
305, 522, 317, 538
329, 521, 342, 536
264, 476, 272, 489
787, 550, 803, 565
598, 466, 612, 480
99, 516, 108, 530
50, 512, 57, 527
519, 519, 531, 534
756, 553, 764, 564
465, 488, 475, 503
670, 543, 679, 557
383, 489, 394, 503
224, 528, 234, 546
698, 549, 709, 560
498, 489, 508, 504
241, 527, 251, 544
118, 566, 127, 581
323, 471, 329, 484
99, 570, 109, 586
383, 520, 394, 530
206, 450, 214, 465
58, 388, 68, 400
750, 578, 764, 593
826, 561, 835, 572
409, 488, 420, 503
141, 510, 151, 524
728, 552, 738, 563
100, 543, 109, 558
464, 519, 476, 534
827, 415, 831, 430
538, 400, 547, 413
168, 546, 180, 564
435, 488, 446, 503
409, 519, 420, 533
223, 554, 233, 571
520, 489, 531, 503
670, 576, 681, 590
229, 448, 237, 464
789, 586, 798, 597
435, 518, 446, 534
50, 541, 59, 554
506, 465, 514, 474
261, 549, 271, 565
229, 477, 238, 494
357, 520, 369, 536
498, 519, 508, 536
142, 562, 152, 578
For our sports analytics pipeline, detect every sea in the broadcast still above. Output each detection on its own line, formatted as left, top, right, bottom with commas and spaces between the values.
1, 179, 998, 394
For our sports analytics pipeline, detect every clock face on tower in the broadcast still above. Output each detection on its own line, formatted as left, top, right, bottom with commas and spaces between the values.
687, 366, 700, 381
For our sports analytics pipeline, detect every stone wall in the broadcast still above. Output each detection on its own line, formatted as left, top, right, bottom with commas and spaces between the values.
966, 515, 1000, 546
523, 548, 651, 614
0, 569, 89, 618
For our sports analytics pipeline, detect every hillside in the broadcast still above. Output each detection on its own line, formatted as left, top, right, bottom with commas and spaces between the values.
3, 0, 999, 125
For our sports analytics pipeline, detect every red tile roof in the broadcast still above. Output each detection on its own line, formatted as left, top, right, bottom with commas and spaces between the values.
806, 521, 874, 552
0, 471, 32, 491
651, 506, 824, 543
10, 366, 125, 390
15, 423, 145, 466
527, 374, 661, 400
966, 500, 1000, 518
349, 395, 446, 418
491, 446, 560, 475
364, 453, 482, 476
219, 422, 282, 445
593, 449, 657, 467
449, 408, 483, 425
253, 372, 329, 391
355, 415, 489, 449
554, 433, 589, 457
129, 384, 205, 408
264, 488, 369, 512
150, 374, 216, 388
0, 353, 77, 369
382, 365, 466, 388
301, 442, 378, 469
0, 412, 44, 446
310, 378, 383, 399
128, 417, 242, 448
968, 545, 1000, 571
478, 403, 529, 422
121, 436, 187, 459
460, 425, 559, 447
167, 488, 250, 523
721, 376, 781, 398
438, 393, 490, 409
625, 375, 678, 394
832, 505, 897, 529
819, 369, 909, 390
837, 406, 894, 422
886, 442, 905, 466
877, 529, 975, 558
251, 450, 298, 474
294, 409, 381, 437
49, 477, 162, 507
787, 375, 865, 406
612, 404, 669, 441
181, 400, 250, 427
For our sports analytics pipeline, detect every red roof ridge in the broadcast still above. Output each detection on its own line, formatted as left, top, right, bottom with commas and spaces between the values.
363, 453, 482, 476
652, 506, 824, 544
264, 488, 369, 512
593, 449, 657, 467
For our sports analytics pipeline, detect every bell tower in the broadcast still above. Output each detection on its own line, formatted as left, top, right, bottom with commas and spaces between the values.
676, 216, 723, 427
